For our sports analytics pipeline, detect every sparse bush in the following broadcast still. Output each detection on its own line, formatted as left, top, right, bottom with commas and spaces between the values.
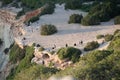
21, 0, 41, 9
28, 16, 39, 23
15, 46, 34, 73
41, 3, 55, 15
16, 9, 25, 19
57, 47, 82, 63
114, 15, 120, 24
68, 14, 83, 24
9, 44, 25, 63
96, 34, 104, 39
104, 34, 113, 42
40, 24, 57, 35
39, 47, 45, 51
114, 29, 120, 35
81, 14, 100, 26
108, 31, 120, 51
65, 0, 82, 10
84, 41, 99, 51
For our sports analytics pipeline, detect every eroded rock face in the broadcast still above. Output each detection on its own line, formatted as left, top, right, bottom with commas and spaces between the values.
0, 23, 14, 80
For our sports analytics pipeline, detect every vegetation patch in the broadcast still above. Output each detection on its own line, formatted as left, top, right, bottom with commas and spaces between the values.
84, 41, 99, 51
28, 16, 40, 23
81, 14, 100, 26
57, 47, 82, 63
7, 45, 34, 80
80, 1, 100, 12
9, 44, 25, 63
81, 1, 120, 26
54, 50, 114, 80
65, 0, 82, 10
14, 65, 59, 80
41, 3, 55, 15
108, 31, 120, 51
68, 14, 83, 24
114, 29, 120, 35
96, 34, 104, 39
40, 24, 57, 35
114, 15, 120, 24
16, 10, 25, 19
104, 34, 113, 42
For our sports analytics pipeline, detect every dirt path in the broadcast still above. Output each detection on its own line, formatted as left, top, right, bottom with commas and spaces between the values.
16, 4, 120, 52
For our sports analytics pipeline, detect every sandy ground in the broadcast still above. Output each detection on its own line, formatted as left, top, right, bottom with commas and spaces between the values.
16, 4, 120, 51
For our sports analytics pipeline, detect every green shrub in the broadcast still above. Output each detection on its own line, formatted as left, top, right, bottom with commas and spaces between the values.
81, 1, 120, 25
28, 16, 39, 23
41, 3, 55, 15
96, 34, 104, 39
6, 67, 17, 80
89, 3, 111, 22
80, 1, 100, 12
114, 15, 120, 24
54, 50, 113, 80
65, 0, 82, 10
16, 10, 25, 19
114, 29, 120, 35
9, 44, 25, 63
39, 47, 45, 51
68, 14, 83, 23
57, 47, 82, 63
108, 31, 120, 51
88, 2, 120, 22
40, 24, 57, 35
21, 0, 41, 9
104, 34, 113, 42
81, 14, 100, 26
15, 46, 34, 73
84, 41, 99, 51
7, 45, 34, 80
